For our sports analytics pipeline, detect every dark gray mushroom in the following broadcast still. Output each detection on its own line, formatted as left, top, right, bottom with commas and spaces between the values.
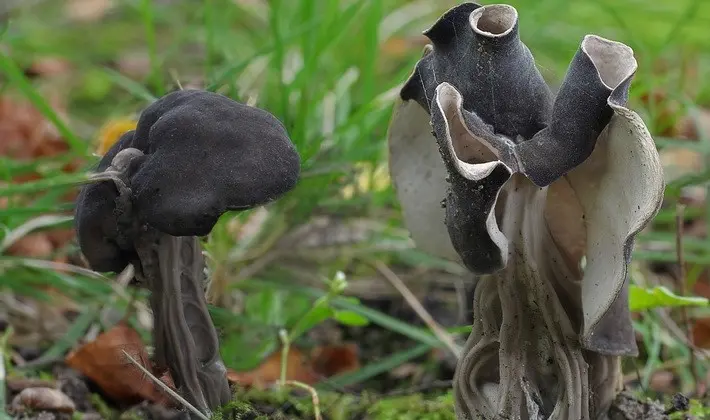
75, 89, 300, 416
388, 3, 664, 420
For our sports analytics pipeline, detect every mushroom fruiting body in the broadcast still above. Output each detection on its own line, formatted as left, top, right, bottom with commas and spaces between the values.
388, 3, 664, 419
75, 90, 300, 415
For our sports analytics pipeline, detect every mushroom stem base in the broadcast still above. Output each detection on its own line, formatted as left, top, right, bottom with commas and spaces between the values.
135, 232, 231, 416
452, 177, 623, 420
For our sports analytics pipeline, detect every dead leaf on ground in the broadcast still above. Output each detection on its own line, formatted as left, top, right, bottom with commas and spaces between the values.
227, 344, 360, 388
310, 343, 359, 377
691, 317, 710, 349
10, 387, 76, 414
0, 95, 83, 257
65, 322, 175, 406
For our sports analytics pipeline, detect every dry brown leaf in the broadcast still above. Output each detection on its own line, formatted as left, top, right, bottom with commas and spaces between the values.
10, 387, 76, 414
0, 96, 67, 160
692, 317, 710, 349
309, 343, 359, 377
693, 278, 710, 299
65, 322, 175, 406
226, 343, 360, 388
0, 95, 82, 258
227, 347, 320, 388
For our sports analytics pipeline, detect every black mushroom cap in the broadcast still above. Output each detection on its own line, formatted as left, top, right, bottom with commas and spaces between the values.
75, 90, 301, 272
75, 131, 140, 273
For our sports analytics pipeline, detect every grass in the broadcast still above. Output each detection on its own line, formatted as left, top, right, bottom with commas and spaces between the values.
1, 0, 710, 417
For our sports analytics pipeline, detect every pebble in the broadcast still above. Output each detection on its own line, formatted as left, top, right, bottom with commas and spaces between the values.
10, 387, 76, 414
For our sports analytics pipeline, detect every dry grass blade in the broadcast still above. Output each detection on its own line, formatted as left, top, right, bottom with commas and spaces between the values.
282, 380, 322, 420
374, 261, 461, 358
121, 350, 210, 420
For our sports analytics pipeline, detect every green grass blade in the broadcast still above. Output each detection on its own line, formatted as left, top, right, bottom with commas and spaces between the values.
321, 343, 432, 389
103, 67, 156, 103
18, 307, 97, 371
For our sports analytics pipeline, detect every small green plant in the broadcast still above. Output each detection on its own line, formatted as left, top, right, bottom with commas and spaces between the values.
215, 271, 368, 373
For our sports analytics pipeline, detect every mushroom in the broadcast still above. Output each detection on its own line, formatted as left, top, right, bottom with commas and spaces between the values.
388, 3, 664, 419
75, 89, 300, 416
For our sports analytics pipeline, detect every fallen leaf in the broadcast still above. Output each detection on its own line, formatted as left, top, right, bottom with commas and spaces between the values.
693, 277, 710, 299
691, 317, 710, 349
65, 322, 175, 406
226, 343, 360, 388
10, 387, 75, 414
310, 343, 359, 377
0, 96, 68, 160
227, 347, 319, 388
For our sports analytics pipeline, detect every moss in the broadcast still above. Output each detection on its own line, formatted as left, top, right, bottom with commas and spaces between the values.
220, 385, 456, 420
212, 399, 265, 420
367, 392, 455, 420
670, 399, 710, 420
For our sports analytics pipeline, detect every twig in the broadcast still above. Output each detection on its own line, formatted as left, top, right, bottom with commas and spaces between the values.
676, 204, 702, 395
374, 261, 462, 358
122, 350, 210, 420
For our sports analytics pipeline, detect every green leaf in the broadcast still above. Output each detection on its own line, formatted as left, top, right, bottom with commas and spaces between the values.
244, 287, 287, 326
629, 285, 710, 312
288, 303, 333, 342
220, 328, 278, 371
332, 310, 369, 327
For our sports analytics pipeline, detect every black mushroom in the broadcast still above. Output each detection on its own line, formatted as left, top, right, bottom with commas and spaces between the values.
75, 89, 300, 416
388, 3, 664, 419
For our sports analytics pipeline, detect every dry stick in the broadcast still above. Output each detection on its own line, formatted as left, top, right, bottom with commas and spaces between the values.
676, 203, 702, 396
374, 261, 462, 358
122, 350, 209, 420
